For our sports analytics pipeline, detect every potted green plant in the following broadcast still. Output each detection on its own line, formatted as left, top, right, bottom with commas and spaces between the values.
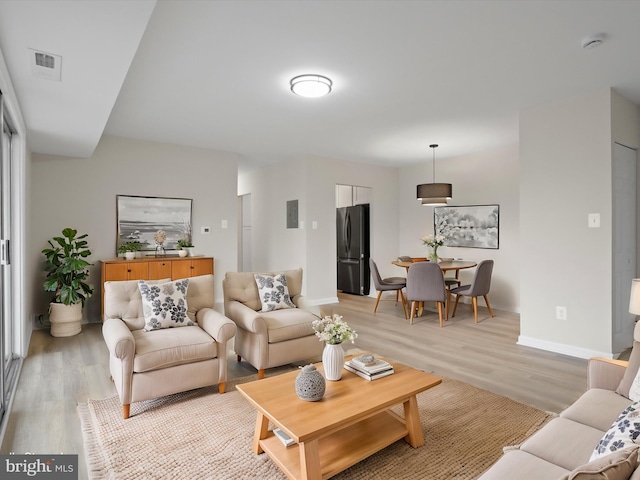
177, 238, 194, 257
42, 228, 94, 337
117, 241, 142, 260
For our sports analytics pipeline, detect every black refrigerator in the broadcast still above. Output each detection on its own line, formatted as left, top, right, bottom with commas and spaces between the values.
336, 204, 370, 295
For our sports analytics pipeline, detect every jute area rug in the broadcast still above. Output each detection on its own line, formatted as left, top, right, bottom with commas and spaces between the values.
79, 371, 552, 480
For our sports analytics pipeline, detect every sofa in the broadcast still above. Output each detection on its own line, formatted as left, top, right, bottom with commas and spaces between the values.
102, 274, 236, 418
222, 268, 324, 378
480, 322, 640, 479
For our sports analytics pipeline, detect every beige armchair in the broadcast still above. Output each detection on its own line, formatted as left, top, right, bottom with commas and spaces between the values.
102, 274, 236, 418
223, 268, 323, 379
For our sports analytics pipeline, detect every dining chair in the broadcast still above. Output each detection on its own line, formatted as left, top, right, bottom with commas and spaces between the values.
450, 260, 495, 323
370, 258, 408, 319
445, 271, 461, 290
406, 262, 448, 327
438, 258, 461, 290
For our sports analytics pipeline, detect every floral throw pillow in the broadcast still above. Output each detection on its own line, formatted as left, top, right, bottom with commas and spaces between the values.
254, 273, 296, 312
591, 402, 640, 461
138, 279, 194, 331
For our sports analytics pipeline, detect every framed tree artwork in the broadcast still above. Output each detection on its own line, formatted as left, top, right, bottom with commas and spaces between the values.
434, 204, 499, 249
116, 195, 193, 254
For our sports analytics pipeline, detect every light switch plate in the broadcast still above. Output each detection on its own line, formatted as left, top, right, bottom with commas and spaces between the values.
588, 213, 600, 228
221, 220, 228, 229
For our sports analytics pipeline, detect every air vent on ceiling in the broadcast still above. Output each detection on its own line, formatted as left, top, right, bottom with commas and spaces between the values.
28, 48, 62, 81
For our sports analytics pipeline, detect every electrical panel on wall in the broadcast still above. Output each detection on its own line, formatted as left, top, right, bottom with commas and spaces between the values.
286, 200, 299, 229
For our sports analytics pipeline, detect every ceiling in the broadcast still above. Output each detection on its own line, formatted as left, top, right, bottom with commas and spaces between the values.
1, 1, 640, 173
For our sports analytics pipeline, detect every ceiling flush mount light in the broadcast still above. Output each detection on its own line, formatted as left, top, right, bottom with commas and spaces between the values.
290, 74, 332, 98
416, 144, 452, 207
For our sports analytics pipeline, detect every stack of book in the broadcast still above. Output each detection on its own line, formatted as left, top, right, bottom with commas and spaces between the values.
273, 428, 295, 447
343, 356, 394, 381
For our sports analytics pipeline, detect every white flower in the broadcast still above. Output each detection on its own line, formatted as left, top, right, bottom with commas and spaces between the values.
421, 234, 444, 248
312, 314, 357, 345
421, 224, 451, 247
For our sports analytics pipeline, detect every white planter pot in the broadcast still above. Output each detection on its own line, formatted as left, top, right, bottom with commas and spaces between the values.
178, 250, 188, 257
185, 247, 195, 257
125, 252, 136, 260
322, 343, 345, 381
49, 302, 82, 337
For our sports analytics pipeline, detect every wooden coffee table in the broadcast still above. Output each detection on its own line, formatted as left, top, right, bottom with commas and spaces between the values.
236, 358, 442, 480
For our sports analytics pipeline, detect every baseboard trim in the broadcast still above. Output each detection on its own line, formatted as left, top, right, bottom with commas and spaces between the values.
517, 335, 613, 360
306, 297, 339, 306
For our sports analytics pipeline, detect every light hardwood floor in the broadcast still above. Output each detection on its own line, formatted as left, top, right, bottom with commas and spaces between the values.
1, 292, 599, 480
326, 293, 591, 414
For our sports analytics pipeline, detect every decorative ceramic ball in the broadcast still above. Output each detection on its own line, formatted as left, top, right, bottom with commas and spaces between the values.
295, 365, 326, 402
357, 353, 375, 365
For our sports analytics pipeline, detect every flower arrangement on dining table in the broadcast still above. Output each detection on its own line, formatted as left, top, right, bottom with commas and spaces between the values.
312, 314, 358, 345
421, 233, 448, 262
422, 214, 455, 262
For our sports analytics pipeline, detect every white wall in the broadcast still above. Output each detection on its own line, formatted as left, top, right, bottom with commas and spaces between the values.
612, 89, 640, 274
611, 89, 640, 352
238, 158, 308, 276
612, 89, 640, 148
519, 88, 640, 358
239, 155, 399, 303
398, 146, 520, 312
30, 135, 239, 322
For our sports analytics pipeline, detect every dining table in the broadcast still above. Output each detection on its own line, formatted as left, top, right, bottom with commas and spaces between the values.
391, 259, 478, 317
391, 259, 477, 273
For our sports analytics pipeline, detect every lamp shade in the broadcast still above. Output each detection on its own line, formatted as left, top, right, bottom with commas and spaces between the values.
630, 279, 640, 314
421, 198, 449, 206
417, 183, 452, 200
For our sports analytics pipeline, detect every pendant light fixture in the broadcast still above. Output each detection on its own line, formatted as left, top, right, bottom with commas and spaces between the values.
416, 144, 452, 206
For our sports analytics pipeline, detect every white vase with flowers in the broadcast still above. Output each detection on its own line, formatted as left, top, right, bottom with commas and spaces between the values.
421, 233, 449, 263
312, 314, 358, 381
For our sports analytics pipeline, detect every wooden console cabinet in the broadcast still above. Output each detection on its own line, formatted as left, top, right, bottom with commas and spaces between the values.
100, 256, 214, 319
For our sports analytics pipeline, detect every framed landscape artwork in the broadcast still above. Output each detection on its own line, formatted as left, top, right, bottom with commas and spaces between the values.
116, 195, 193, 253
434, 204, 499, 249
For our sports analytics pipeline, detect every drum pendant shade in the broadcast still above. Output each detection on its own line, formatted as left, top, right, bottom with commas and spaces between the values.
417, 144, 452, 206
